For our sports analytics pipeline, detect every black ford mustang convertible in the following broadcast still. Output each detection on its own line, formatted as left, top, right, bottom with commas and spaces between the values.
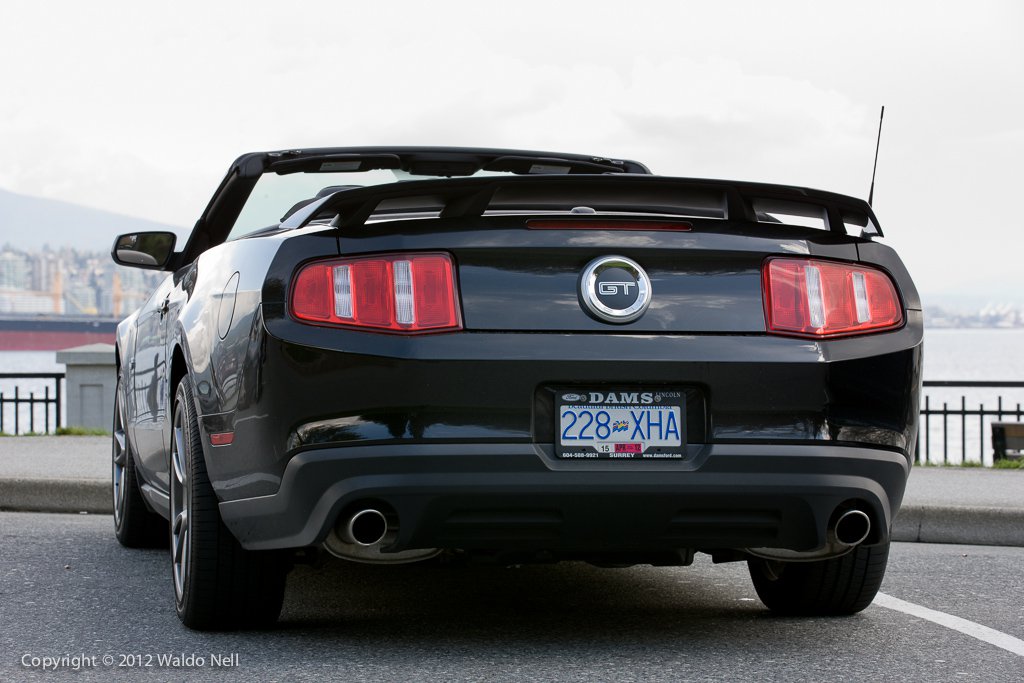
111, 147, 921, 629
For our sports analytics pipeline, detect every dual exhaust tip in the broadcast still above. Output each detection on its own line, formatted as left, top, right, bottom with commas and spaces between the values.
325, 505, 441, 564
339, 505, 873, 562
747, 506, 872, 562
831, 508, 872, 548
341, 508, 391, 547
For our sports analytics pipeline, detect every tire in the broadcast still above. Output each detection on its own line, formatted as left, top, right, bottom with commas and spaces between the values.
170, 375, 289, 630
113, 375, 165, 548
748, 542, 890, 616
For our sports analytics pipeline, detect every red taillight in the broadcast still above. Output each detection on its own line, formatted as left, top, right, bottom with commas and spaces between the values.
763, 258, 903, 338
291, 253, 462, 333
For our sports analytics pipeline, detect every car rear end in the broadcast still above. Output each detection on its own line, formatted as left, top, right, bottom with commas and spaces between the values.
212, 176, 922, 570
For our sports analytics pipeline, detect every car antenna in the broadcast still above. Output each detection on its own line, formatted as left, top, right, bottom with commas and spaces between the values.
868, 105, 885, 206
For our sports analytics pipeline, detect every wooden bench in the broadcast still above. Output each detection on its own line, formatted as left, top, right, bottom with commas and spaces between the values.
992, 422, 1024, 461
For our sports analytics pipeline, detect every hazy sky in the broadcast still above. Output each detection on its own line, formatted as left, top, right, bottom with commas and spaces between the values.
2, 1, 1022, 302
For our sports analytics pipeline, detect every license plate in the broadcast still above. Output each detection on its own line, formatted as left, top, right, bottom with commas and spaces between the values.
556, 389, 685, 459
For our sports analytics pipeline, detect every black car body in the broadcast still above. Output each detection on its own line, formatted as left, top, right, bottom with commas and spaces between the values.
111, 147, 921, 629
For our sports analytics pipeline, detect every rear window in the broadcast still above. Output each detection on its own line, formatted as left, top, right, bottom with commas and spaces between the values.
228, 168, 513, 241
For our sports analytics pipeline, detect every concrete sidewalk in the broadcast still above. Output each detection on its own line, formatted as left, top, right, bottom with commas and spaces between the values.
1, 436, 1022, 546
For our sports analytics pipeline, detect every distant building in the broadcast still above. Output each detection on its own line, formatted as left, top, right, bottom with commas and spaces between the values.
0, 246, 163, 317
0, 250, 31, 290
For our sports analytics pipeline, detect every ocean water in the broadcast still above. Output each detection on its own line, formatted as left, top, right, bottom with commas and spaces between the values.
923, 328, 1024, 379
2, 330, 1023, 459
918, 329, 1024, 465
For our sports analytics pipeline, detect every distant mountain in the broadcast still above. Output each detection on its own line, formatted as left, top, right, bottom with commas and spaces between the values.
0, 187, 184, 252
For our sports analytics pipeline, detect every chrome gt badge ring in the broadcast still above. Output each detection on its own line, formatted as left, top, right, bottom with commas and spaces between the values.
579, 255, 652, 324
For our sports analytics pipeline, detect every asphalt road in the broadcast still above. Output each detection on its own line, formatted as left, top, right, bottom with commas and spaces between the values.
2, 513, 1022, 682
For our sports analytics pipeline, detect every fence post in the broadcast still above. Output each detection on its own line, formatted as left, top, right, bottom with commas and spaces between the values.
942, 402, 948, 464
979, 401, 985, 464
960, 396, 966, 464
924, 395, 930, 464
55, 378, 62, 430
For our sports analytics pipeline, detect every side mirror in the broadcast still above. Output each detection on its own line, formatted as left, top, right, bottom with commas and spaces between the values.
112, 231, 177, 270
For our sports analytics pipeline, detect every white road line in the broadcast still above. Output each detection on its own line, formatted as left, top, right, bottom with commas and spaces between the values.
875, 592, 1024, 658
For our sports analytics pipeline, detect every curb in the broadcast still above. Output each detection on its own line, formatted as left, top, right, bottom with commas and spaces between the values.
0, 478, 110, 515
2, 479, 1023, 548
892, 504, 1024, 547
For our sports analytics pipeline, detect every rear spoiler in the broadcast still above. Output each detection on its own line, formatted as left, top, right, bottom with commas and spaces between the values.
284, 174, 883, 237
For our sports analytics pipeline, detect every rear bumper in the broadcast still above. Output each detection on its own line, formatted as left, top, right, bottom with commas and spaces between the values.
219, 442, 909, 553
200, 314, 923, 503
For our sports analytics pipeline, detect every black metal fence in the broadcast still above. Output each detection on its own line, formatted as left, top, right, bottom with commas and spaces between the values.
0, 372, 64, 435
918, 380, 1024, 466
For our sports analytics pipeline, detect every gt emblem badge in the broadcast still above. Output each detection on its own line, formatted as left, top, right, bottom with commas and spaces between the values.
579, 255, 652, 323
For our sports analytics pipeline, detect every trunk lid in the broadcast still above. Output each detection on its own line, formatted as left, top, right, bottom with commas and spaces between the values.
339, 216, 862, 333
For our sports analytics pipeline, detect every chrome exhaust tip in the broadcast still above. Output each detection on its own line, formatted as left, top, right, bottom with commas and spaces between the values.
748, 507, 873, 562
342, 508, 389, 547
324, 507, 440, 564
832, 509, 871, 547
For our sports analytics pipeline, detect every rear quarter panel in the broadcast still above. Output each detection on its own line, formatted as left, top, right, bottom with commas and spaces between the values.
169, 228, 340, 488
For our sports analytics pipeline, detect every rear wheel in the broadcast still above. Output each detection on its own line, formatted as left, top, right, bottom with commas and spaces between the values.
113, 375, 164, 547
748, 542, 889, 616
170, 375, 289, 630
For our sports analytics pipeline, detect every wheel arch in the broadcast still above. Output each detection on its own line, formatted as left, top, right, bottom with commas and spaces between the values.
168, 339, 220, 495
